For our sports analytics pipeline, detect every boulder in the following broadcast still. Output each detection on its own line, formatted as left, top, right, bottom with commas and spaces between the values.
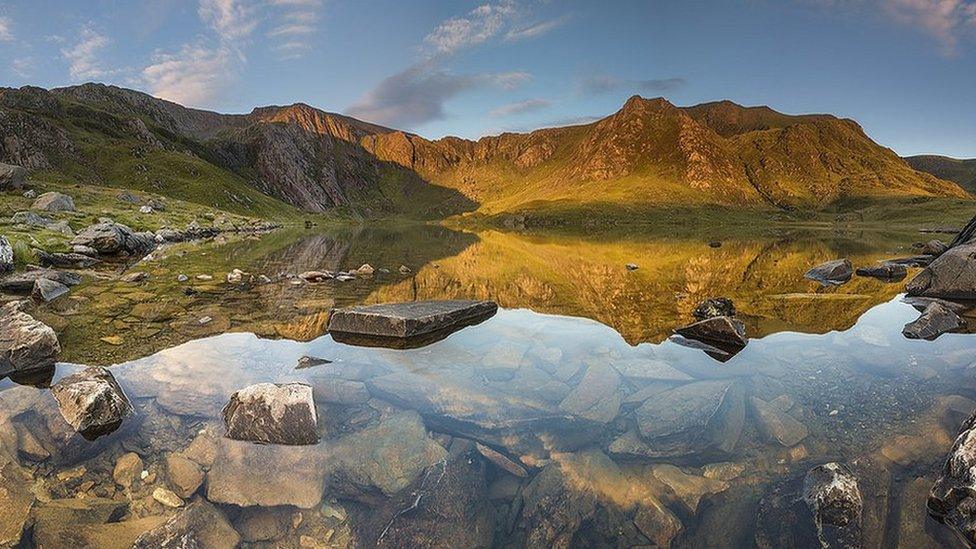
855, 263, 908, 280
0, 236, 12, 273
674, 316, 748, 350
923, 239, 949, 256
113, 452, 143, 488
222, 382, 318, 445
117, 190, 141, 203
902, 301, 965, 340
51, 366, 133, 440
133, 500, 240, 549
804, 258, 853, 285
0, 162, 26, 190
929, 410, 976, 544
750, 397, 808, 447
164, 453, 204, 498
31, 277, 69, 302
70, 220, 156, 255
0, 301, 60, 376
11, 210, 53, 227
693, 297, 736, 320
72, 244, 99, 256
907, 241, 976, 299
0, 267, 81, 293
31, 191, 75, 212
328, 300, 498, 340
36, 249, 99, 268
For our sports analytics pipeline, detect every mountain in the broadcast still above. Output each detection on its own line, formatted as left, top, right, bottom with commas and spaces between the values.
0, 84, 966, 219
905, 155, 976, 194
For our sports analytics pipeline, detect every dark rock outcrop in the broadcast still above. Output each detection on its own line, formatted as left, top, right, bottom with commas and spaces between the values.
907, 241, 976, 299
51, 366, 133, 440
70, 220, 156, 256
923, 239, 949, 257
0, 301, 60, 376
0, 162, 26, 189
804, 258, 853, 285
36, 249, 99, 269
222, 382, 318, 445
902, 301, 965, 340
855, 263, 907, 281
930, 410, 976, 544
0, 267, 81, 293
674, 316, 748, 350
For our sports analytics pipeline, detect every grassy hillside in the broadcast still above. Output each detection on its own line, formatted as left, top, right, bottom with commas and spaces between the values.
905, 155, 976, 193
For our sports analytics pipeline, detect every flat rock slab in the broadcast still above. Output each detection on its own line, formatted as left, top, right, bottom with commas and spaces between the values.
328, 299, 497, 341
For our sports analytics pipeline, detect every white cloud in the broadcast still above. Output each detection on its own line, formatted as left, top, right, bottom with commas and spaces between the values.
141, 44, 236, 107
198, 0, 259, 43
11, 57, 31, 77
883, 0, 976, 54
424, 0, 518, 55
489, 98, 551, 117
63, 24, 112, 80
0, 16, 13, 42
505, 13, 573, 41
266, 0, 323, 60
348, 59, 530, 127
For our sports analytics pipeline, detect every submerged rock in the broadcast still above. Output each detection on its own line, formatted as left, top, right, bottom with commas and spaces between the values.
31, 277, 69, 302
0, 462, 34, 547
222, 382, 318, 445
802, 463, 863, 548
693, 297, 736, 320
907, 241, 976, 299
855, 263, 908, 281
804, 259, 853, 285
0, 301, 60, 376
113, 452, 143, 488
750, 396, 809, 447
133, 500, 240, 549
903, 301, 965, 340
70, 220, 155, 255
328, 300, 498, 340
51, 366, 133, 440
32, 191, 75, 212
675, 316, 748, 350
929, 410, 976, 544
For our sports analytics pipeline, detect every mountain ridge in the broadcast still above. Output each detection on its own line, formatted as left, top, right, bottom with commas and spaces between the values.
0, 83, 967, 219
905, 155, 976, 194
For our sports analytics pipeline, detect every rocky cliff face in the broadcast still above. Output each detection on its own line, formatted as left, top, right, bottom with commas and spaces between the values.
0, 84, 966, 217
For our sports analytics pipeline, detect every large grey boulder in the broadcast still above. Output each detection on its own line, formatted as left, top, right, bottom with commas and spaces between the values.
930, 410, 976, 544
0, 267, 81, 293
31, 277, 69, 302
0, 236, 13, 273
328, 300, 498, 340
31, 191, 75, 212
0, 162, 26, 190
70, 220, 155, 255
133, 500, 239, 549
11, 210, 53, 228
222, 382, 318, 445
0, 301, 60, 376
51, 366, 132, 440
903, 301, 965, 340
907, 241, 976, 299
804, 258, 853, 285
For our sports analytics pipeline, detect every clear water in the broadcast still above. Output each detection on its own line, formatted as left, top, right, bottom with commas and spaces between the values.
1, 224, 972, 547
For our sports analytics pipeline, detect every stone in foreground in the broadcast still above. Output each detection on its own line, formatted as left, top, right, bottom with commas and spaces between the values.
222, 382, 318, 445
902, 301, 965, 340
0, 301, 60, 376
907, 242, 976, 300
855, 263, 908, 281
0, 267, 81, 294
328, 299, 498, 342
31, 277, 69, 302
804, 258, 853, 285
51, 366, 133, 440
803, 463, 863, 548
930, 409, 976, 544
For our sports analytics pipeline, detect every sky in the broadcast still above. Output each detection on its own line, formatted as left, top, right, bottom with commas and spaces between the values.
0, 0, 974, 157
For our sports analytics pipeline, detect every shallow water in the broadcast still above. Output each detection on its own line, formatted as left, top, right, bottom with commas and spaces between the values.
2, 223, 973, 547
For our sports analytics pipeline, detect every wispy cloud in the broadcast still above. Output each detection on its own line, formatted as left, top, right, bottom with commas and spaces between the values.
505, 13, 573, 41
267, 0, 323, 59
578, 73, 687, 96
11, 57, 31, 78
348, 59, 530, 127
198, 0, 260, 43
424, 0, 518, 55
0, 16, 13, 42
63, 24, 112, 80
489, 98, 551, 117
142, 43, 236, 107
882, 0, 976, 54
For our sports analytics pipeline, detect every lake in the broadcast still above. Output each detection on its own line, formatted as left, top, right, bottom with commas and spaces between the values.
1, 222, 972, 547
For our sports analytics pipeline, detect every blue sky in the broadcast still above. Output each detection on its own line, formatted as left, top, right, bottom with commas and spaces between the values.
0, 0, 974, 157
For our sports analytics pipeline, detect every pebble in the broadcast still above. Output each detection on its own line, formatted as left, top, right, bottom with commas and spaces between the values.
829, 409, 839, 416
198, 316, 213, 325
196, 274, 213, 281
177, 274, 188, 282
152, 487, 184, 508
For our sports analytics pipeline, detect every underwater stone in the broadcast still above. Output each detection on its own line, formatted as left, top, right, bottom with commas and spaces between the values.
222, 382, 318, 445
